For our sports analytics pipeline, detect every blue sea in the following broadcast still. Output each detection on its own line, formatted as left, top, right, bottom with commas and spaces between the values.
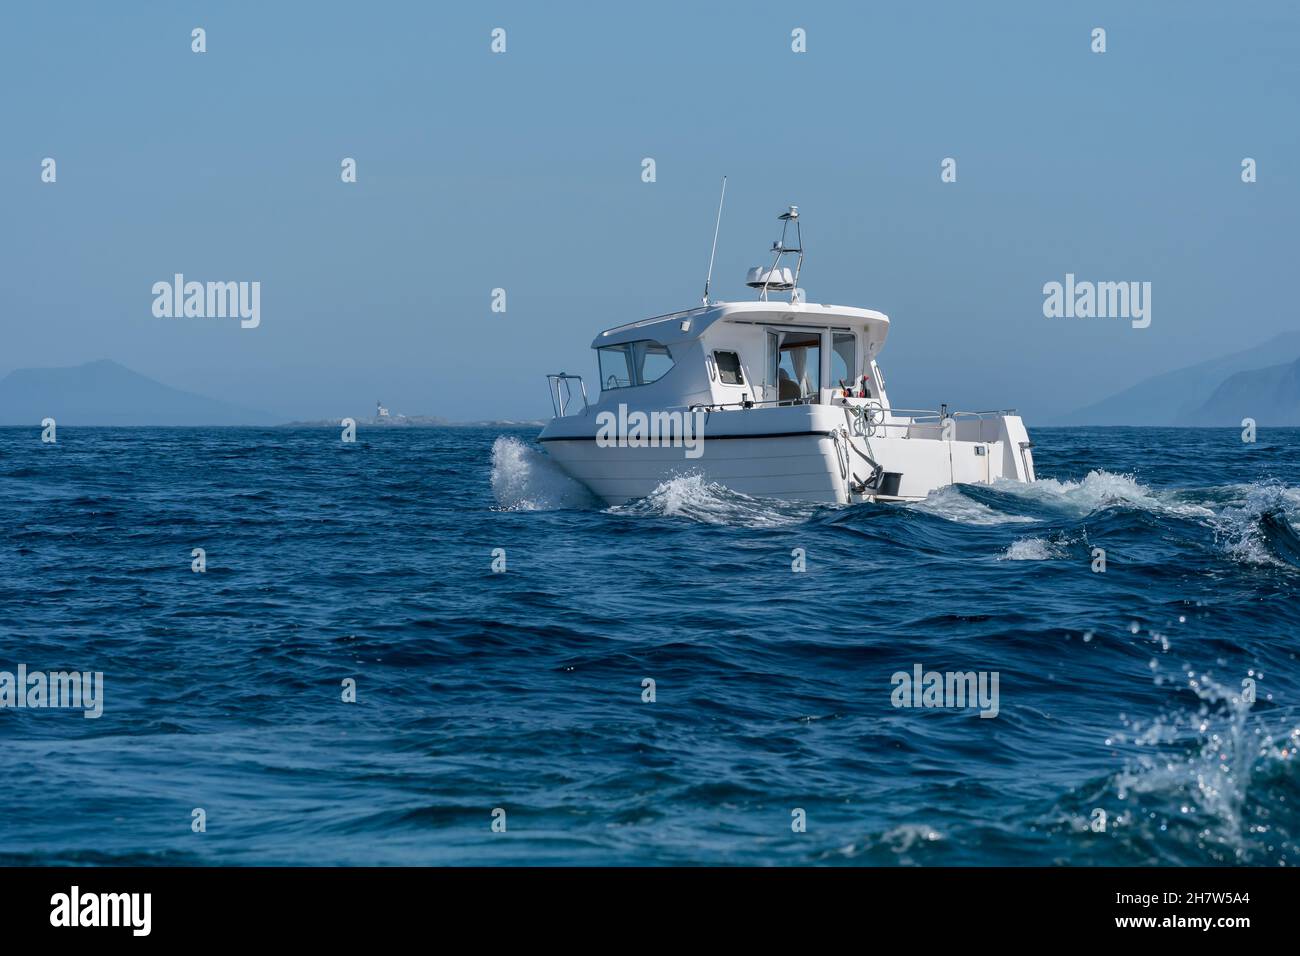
1, 425, 1297, 866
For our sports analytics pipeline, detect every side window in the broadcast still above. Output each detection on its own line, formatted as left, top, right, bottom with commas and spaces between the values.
636, 342, 674, 384
714, 350, 744, 385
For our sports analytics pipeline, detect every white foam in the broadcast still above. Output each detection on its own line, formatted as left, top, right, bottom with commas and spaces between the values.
879, 823, 944, 853
489, 436, 597, 511
999, 536, 1063, 561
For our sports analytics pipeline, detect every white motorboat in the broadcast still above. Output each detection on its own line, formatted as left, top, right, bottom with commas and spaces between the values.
539, 202, 1035, 505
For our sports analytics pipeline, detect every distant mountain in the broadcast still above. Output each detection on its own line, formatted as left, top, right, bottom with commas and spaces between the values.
1179, 357, 1300, 426
1059, 331, 1300, 425
0, 359, 276, 426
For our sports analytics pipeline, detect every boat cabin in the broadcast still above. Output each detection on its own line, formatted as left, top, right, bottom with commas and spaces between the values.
547, 204, 895, 420
586, 300, 892, 414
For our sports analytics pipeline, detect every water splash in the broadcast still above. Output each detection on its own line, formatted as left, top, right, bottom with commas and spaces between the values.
1103, 668, 1300, 863
489, 436, 598, 511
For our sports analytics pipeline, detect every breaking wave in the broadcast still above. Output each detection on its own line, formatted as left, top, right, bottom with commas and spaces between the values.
989, 469, 1216, 519
1208, 481, 1300, 567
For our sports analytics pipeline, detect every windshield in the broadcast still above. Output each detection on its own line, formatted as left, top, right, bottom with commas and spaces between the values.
597, 341, 673, 390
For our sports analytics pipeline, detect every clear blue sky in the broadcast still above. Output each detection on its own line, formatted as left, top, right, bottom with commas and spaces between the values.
2, 1, 1296, 422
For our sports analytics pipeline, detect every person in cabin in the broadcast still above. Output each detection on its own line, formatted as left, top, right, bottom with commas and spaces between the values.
777, 367, 802, 402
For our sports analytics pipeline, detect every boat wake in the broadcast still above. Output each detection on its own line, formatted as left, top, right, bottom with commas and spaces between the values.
912, 470, 1300, 569
607, 474, 822, 528
984, 469, 1216, 520
492, 441, 1300, 569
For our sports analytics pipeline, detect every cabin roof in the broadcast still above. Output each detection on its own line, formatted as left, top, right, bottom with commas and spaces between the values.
591, 300, 891, 350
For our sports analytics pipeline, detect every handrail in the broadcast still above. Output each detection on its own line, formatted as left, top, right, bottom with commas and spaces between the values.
662, 398, 1010, 423
564, 391, 1013, 441
632, 397, 1014, 443
546, 373, 589, 418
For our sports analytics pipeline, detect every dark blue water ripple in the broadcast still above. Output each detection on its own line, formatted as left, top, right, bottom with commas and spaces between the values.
0, 425, 1297, 865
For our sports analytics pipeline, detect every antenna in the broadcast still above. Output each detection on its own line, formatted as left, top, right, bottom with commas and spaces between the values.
748, 204, 804, 302
702, 176, 727, 305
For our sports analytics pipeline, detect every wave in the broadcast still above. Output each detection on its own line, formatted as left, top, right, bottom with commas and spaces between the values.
889, 470, 1222, 530
999, 536, 1068, 560
987, 469, 1215, 520
907, 485, 1037, 526
1207, 481, 1300, 568
819, 822, 947, 863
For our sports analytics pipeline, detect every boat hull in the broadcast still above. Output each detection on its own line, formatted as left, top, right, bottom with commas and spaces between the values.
541, 432, 846, 504
538, 404, 1035, 506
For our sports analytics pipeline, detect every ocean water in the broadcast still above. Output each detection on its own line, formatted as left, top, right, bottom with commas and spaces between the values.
1, 425, 1298, 866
